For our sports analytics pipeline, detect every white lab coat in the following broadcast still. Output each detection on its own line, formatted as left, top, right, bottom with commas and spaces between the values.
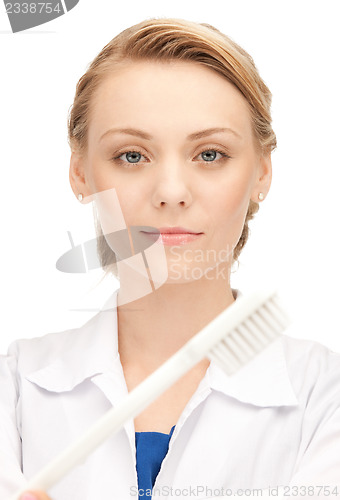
1, 289, 340, 500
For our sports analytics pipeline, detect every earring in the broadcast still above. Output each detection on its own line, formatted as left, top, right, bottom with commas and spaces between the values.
77, 193, 83, 202
258, 192, 265, 201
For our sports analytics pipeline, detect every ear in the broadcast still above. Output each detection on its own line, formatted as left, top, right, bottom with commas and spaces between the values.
250, 153, 272, 203
69, 152, 92, 203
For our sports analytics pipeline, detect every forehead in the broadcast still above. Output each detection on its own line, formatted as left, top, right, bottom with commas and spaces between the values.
88, 60, 253, 143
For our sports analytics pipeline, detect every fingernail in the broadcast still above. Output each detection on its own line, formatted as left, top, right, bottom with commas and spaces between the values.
20, 493, 38, 500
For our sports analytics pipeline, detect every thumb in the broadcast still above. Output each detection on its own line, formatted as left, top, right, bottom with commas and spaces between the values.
19, 491, 53, 500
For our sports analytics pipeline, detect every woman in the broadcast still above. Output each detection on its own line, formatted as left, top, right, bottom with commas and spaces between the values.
2, 18, 340, 500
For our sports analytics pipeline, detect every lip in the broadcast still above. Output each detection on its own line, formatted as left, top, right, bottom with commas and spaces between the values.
141, 227, 203, 246
143, 226, 202, 235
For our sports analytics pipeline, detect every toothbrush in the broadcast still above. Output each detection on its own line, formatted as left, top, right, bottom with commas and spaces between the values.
8, 289, 290, 500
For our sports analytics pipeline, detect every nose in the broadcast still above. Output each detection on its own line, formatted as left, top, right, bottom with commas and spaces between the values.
151, 157, 193, 209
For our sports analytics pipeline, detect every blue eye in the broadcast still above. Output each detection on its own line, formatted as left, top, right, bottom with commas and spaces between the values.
199, 149, 231, 163
120, 151, 143, 163
201, 150, 220, 162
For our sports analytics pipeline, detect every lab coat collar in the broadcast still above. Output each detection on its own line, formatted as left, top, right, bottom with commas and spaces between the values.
25, 294, 121, 393
25, 288, 298, 408
207, 338, 298, 407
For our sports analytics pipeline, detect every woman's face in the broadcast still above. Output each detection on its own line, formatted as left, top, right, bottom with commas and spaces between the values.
70, 60, 271, 283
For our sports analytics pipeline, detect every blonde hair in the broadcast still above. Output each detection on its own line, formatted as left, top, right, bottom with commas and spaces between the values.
68, 18, 277, 276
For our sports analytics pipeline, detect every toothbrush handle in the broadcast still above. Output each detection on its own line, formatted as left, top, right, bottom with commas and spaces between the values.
8, 346, 198, 500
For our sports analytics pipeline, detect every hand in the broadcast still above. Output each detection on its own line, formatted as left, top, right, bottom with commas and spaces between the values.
19, 491, 52, 500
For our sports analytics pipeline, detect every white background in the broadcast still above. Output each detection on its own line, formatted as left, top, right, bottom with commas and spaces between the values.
0, 0, 339, 353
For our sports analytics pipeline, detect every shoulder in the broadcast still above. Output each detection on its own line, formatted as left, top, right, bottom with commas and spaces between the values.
3, 311, 102, 374
282, 334, 340, 375
281, 334, 340, 410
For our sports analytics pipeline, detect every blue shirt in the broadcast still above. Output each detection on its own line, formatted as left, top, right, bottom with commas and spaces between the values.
135, 425, 176, 498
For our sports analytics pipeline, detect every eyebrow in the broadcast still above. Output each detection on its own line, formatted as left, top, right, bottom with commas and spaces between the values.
99, 127, 242, 142
187, 127, 242, 141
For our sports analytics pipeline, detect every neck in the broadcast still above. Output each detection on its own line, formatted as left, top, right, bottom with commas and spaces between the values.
116, 263, 235, 368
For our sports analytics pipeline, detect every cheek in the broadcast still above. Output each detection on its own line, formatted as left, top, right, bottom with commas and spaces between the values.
86, 162, 144, 218
112, 182, 148, 225
85, 165, 145, 233
87, 161, 117, 192
208, 173, 253, 244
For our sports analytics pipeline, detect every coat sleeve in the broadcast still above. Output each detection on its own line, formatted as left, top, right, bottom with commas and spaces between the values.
0, 348, 28, 497
285, 349, 340, 500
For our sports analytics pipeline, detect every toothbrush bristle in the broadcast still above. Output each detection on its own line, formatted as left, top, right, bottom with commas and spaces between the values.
208, 293, 289, 376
